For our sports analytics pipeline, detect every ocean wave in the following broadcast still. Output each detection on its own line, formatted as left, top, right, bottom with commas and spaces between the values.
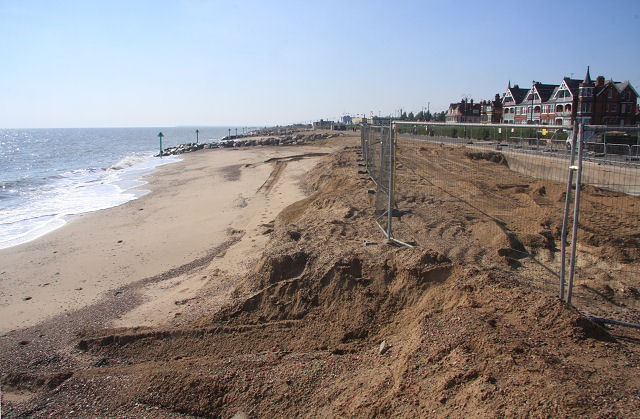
108, 152, 151, 171
0, 152, 181, 249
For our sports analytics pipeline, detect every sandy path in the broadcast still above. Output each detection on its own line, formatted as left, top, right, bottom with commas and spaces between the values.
0, 144, 333, 334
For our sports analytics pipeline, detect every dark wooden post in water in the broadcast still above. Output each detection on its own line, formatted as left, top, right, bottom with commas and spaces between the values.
158, 132, 164, 158
195, 129, 199, 143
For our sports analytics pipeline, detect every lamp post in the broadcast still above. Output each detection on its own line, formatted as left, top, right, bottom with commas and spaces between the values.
195, 129, 199, 143
530, 81, 536, 124
157, 132, 164, 157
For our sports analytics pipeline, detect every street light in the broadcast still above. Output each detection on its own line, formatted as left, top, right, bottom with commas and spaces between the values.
530, 80, 536, 124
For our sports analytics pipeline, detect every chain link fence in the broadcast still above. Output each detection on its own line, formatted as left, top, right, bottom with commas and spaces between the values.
362, 121, 640, 324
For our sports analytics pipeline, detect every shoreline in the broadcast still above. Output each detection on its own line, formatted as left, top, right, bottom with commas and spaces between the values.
0, 153, 183, 251
0, 140, 338, 334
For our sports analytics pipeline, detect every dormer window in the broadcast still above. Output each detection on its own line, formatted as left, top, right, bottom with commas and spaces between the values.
608, 89, 613, 98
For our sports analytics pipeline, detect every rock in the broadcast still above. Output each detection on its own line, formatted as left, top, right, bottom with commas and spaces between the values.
379, 340, 391, 355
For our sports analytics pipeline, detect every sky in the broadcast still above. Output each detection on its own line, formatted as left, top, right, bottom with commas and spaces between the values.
1, 0, 639, 128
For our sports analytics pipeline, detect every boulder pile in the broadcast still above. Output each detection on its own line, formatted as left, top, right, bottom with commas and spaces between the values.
159, 142, 205, 156
158, 132, 340, 156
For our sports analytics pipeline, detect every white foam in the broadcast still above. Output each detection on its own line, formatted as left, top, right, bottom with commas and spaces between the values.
0, 153, 181, 250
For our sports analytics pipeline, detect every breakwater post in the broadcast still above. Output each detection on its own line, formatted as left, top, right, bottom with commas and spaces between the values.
158, 132, 164, 157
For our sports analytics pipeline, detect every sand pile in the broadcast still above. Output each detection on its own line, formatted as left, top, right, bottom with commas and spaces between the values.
2, 138, 640, 417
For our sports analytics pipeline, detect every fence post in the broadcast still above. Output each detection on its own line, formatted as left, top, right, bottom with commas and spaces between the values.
567, 122, 585, 305
361, 126, 367, 172
559, 121, 578, 300
387, 124, 394, 239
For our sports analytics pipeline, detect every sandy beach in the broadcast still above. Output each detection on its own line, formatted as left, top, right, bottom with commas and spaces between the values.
2, 131, 640, 418
0, 141, 335, 334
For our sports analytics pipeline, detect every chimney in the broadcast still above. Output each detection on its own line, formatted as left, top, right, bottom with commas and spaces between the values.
596, 76, 605, 87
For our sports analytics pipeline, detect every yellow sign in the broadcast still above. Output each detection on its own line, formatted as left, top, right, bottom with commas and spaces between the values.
542, 129, 547, 136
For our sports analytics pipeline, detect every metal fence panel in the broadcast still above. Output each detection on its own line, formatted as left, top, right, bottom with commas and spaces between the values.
361, 125, 393, 238
362, 121, 640, 324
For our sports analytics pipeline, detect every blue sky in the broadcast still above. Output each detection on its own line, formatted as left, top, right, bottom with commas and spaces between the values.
1, 0, 639, 128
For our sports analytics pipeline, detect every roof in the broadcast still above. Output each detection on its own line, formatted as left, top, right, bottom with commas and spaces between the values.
534, 83, 559, 102
614, 81, 639, 97
506, 86, 528, 104
596, 80, 626, 96
582, 66, 593, 85
562, 77, 582, 94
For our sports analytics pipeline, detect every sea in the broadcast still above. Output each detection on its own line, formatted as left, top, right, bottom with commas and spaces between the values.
0, 126, 247, 250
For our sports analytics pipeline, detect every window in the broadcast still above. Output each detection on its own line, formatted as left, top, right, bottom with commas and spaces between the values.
612, 103, 617, 112
622, 104, 626, 113
581, 87, 593, 97
606, 104, 610, 112
608, 89, 613, 98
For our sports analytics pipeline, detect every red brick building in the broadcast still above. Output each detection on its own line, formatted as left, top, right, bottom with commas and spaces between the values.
500, 68, 638, 127
445, 99, 481, 123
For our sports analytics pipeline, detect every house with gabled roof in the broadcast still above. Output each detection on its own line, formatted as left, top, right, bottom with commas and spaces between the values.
480, 94, 503, 124
501, 82, 528, 124
519, 82, 560, 124
446, 99, 481, 123
500, 67, 638, 126
591, 76, 638, 126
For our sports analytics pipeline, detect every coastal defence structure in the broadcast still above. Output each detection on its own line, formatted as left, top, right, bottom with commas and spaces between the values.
446, 68, 639, 128
361, 120, 640, 326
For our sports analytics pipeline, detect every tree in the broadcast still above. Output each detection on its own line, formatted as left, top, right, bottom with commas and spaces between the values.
408, 112, 415, 121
